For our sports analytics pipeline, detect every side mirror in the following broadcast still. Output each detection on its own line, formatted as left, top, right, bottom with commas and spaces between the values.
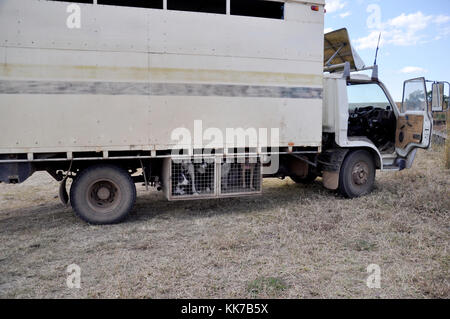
432, 82, 446, 112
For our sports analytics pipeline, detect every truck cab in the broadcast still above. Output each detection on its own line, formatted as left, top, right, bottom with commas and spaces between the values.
321, 29, 433, 197
324, 74, 432, 167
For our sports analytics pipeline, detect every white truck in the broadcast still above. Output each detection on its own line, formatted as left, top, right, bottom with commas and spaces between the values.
0, 0, 443, 224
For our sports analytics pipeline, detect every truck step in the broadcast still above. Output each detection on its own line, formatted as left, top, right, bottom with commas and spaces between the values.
382, 165, 400, 171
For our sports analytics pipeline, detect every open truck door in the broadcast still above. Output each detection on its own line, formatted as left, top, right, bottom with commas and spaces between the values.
396, 77, 432, 158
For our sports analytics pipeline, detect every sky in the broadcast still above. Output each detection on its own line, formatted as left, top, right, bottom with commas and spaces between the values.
324, 0, 450, 101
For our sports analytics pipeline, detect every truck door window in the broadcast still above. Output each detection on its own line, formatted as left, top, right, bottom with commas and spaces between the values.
347, 83, 397, 152
402, 79, 427, 112
347, 83, 391, 111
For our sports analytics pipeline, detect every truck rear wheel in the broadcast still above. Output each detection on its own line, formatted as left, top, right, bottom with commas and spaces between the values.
70, 164, 136, 224
338, 150, 375, 198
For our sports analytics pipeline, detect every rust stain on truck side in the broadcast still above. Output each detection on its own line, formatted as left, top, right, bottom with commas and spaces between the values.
0, 64, 322, 87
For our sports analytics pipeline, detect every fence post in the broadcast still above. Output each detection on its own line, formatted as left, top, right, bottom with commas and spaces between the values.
446, 109, 450, 169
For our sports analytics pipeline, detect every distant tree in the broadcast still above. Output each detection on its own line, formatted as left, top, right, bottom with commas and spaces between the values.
405, 89, 426, 111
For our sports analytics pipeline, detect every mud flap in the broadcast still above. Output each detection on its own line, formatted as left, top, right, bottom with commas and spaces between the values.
323, 171, 340, 190
59, 177, 69, 206
319, 148, 350, 190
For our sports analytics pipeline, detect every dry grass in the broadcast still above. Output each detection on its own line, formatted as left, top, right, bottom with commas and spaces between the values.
0, 147, 448, 299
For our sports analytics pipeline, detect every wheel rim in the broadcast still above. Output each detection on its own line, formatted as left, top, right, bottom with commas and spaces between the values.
352, 161, 370, 186
86, 179, 121, 213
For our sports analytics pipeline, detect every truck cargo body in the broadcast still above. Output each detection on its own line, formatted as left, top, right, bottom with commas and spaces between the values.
0, 0, 324, 156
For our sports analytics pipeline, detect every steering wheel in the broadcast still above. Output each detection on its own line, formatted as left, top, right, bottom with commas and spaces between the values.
357, 106, 375, 117
350, 106, 375, 120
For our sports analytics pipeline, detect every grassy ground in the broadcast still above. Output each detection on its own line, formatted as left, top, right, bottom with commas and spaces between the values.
0, 147, 448, 299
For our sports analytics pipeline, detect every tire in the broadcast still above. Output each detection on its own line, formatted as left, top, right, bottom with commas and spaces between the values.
70, 164, 136, 225
338, 150, 376, 198
290, 173, 318, 184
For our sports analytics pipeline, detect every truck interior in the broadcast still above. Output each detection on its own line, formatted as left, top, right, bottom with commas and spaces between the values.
347, 82, 397, 154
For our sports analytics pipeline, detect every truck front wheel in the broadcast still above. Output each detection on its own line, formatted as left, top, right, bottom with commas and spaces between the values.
338, 150, 375, 198
70, 164, 136, 224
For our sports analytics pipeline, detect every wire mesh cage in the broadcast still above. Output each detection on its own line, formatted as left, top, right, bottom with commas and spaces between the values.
170, 158, 216, 199
219, 156, 262, 196
164, 156, 262, 200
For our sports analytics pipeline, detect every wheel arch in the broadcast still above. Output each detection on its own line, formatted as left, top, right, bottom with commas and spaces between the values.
346, 146, 382, 169
341, 143, 383, 170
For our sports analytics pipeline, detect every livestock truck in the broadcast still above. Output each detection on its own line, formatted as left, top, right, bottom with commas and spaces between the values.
0, 0, 443, 224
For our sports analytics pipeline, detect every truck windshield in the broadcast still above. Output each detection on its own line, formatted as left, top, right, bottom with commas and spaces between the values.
347, 83, 391, 111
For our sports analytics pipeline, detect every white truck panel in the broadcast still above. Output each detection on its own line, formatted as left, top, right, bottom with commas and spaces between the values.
154, 10, 323, 61
0, 94, 151, 151
148, 96, 323, 149
0, 46, 5, 64
0, 1, 150, 53
322, 75, 339, 133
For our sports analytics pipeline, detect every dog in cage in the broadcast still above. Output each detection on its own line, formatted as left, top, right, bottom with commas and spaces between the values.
174, 159, 215, 196
241, 158, 257, 191
221, 161, 232, 191
195, 159, 214, 194
174, 159, 198, 196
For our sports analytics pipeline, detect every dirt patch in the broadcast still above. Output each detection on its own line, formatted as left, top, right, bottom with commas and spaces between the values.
0, 147, 448, 299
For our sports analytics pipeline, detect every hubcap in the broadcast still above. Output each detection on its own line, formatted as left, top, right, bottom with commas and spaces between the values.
97, 187, 111, 200
87, 180, 121, 213
352, 162, 369, 185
